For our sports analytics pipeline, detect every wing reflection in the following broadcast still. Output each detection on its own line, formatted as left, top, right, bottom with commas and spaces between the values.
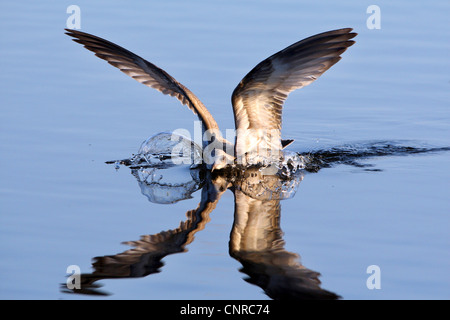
61, 170, 229, 296
230, 168, 339, 300
62, 166, 338, 299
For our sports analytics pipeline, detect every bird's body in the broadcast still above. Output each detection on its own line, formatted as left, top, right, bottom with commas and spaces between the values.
66, 28, 356, 170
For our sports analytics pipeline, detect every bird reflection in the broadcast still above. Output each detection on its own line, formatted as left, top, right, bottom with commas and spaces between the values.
62, 164, 338, 299
230, 171, 338, 300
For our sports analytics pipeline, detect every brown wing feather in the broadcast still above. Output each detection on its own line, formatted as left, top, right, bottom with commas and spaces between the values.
65, 29, 219, 131
232, 28, 357, 131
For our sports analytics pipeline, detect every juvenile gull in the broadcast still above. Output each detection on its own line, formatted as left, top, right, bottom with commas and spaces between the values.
65, 28, 356, 170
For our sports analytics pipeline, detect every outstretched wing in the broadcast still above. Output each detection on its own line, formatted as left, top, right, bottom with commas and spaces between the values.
232, 28, 356, 131
65, 29, 219, 131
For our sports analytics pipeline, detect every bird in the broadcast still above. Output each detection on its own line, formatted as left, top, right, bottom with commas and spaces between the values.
65, 28, 356, 171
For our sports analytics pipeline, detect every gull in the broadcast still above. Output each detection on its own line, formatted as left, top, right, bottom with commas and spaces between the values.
65, 28, 356, 170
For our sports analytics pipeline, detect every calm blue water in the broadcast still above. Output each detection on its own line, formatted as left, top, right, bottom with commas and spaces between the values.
0, 0, 449, 299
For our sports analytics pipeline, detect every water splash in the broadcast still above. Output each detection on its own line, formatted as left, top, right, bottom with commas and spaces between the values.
107, 133, 449, 177
107, 132, 203, 169
131, 165, 203, 204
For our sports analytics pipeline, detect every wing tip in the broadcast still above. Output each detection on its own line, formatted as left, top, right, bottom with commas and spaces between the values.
318, 27, 358, 42
64, 28, 81, 37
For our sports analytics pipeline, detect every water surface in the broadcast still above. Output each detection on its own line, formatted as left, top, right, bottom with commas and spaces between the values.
0, 0, 449, 299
